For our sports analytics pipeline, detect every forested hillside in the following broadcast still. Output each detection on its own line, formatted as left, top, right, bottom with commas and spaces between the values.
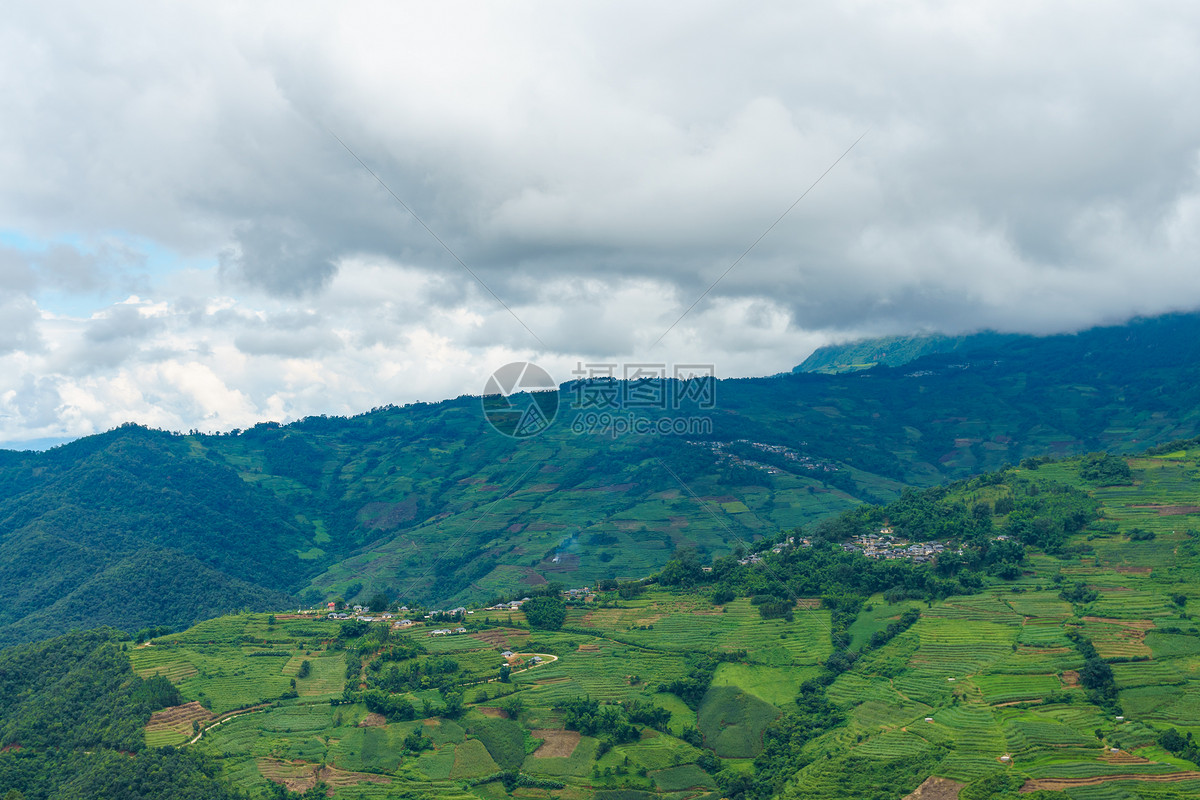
2, 312, 1200, 643
0, 628, 244, 799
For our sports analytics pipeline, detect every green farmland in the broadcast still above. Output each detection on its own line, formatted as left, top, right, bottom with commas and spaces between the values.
41, 446, 1200, 798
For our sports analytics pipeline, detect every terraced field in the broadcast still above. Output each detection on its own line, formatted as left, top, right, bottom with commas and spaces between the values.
112, 448, 1200, 799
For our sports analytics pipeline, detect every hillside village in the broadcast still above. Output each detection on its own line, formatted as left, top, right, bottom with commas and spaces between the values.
688, 439, 838, 475
322, 589, 601, 632
840, 528, 953, 562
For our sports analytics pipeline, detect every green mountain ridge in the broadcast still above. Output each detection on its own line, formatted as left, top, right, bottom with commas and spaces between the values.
3, 312, 1200, 643
795, 330, 1021, 374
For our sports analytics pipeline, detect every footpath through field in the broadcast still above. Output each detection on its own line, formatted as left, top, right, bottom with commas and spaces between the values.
186, 704, 271, 745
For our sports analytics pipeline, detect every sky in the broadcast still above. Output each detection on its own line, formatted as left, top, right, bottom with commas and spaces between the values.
2, 1, 1200, 447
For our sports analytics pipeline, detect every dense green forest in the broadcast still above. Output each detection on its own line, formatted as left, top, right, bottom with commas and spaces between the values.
3, 312, 1200, 644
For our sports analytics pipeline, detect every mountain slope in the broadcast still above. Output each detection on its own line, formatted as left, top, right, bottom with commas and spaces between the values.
795, 330, 1019, 373
3, 312, 1200, 641
46, 440, 1200, 800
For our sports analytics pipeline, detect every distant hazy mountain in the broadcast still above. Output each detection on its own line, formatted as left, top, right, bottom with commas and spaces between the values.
4, 311, 1200, 643
795, 331, 1021, 373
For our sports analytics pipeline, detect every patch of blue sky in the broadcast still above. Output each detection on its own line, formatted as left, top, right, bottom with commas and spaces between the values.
2, 228, 210, 316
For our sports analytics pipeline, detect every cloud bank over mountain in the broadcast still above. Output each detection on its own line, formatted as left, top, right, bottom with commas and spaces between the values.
2, 1, 1200, 444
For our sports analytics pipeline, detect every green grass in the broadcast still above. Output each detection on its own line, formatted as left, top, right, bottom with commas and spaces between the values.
521, 735, 599, 776
466, 715, 528, 770
711, 663, 820, 706
650, 765, 716, 791
696, 686, 780, 758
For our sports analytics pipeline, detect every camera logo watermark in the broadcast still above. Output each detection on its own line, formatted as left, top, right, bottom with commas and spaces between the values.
483, 361, 715, 439
481, 362, 560, 438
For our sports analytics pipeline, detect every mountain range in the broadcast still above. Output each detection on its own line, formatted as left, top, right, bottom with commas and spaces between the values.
3, 311, 1200, 644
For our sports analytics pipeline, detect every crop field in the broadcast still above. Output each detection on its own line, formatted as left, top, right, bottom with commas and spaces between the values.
114, 450, 1200, 799
144, 700, 214, 746
570, 594, 830, 664
846, 598, 924, 649
710, 663, 821, 706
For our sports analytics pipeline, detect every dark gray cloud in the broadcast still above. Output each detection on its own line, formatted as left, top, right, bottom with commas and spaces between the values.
0, 296, 43, 355
0, 248, 37, 292
218, 218, 338, 296
38, 244, 113, 293
233, 310, 343, 357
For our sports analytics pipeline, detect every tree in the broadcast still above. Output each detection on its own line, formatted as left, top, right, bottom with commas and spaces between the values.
403, 728, 433, 753
368, 593, 390, 613
658, 548, 705, 587
502, 694, 525, 719
522, 597, 566, 630
1078, 452, 1133, 485
443, 691, 465, 719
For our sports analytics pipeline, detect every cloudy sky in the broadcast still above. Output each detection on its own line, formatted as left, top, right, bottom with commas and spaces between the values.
2, 1, 1199, 447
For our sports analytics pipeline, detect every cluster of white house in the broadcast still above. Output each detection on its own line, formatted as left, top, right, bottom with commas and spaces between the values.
840, 529, 951, 563
486, 597, 531, 611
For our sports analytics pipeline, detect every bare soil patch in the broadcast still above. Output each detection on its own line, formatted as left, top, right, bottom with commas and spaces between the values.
520, 569, 548, 586
1020, 772, 1200, 792
358, 713, 387, 728
1061, 670, 1080, 687
258, 759, 391, 793
479, 707, 509, 718
1129, 504, 1200, 515
471, 629, 518, 647
1083, 617, 1156, 630
1102, 749, 1151, 765
581, 483, 636, 493
530, 729, 581, 758
146, 701, 214, 741
577, 644, 600, 652
1116, 566, 1153, 575
359, 499, 418, 530
148, 701, 214, 728
903, 776, 966, 800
